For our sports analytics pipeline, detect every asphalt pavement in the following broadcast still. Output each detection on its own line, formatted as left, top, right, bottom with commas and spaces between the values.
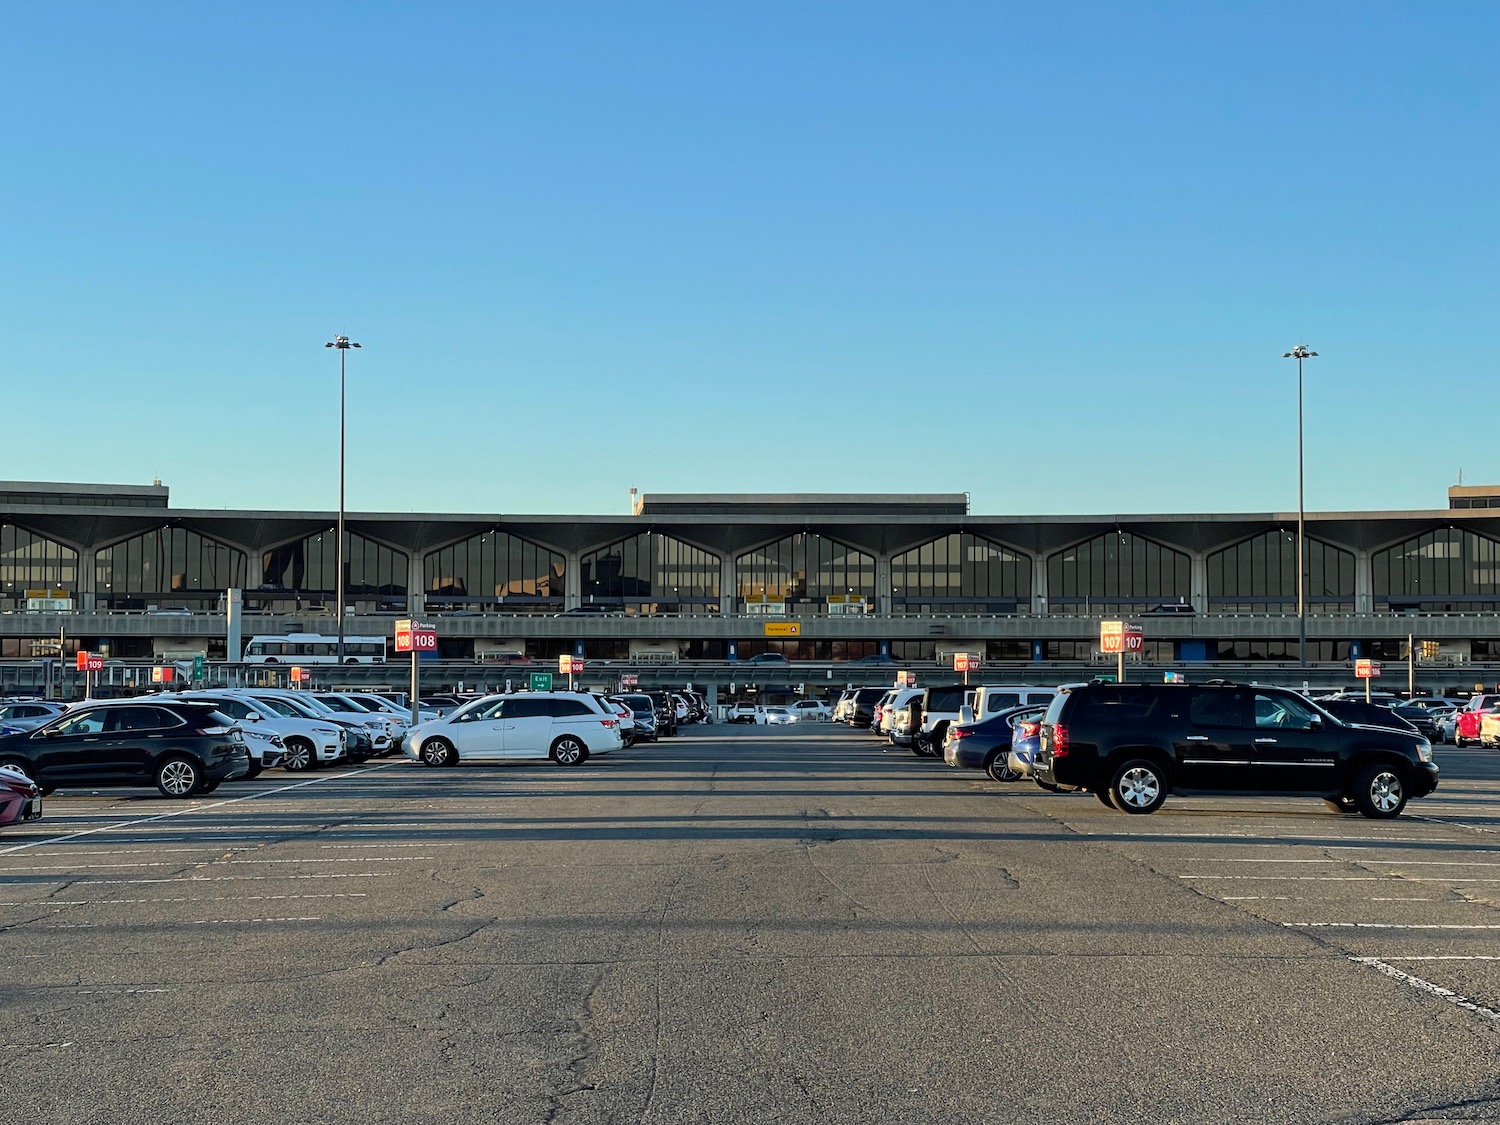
2, 725, 1499, 1124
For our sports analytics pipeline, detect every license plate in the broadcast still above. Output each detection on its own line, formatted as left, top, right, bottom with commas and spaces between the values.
24, 798, 42, 821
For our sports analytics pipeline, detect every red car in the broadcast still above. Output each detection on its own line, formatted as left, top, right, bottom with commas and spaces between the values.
0, 764, 42, 830
1456, 695, 1500, 747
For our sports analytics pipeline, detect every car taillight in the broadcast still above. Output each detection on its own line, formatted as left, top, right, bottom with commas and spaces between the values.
1051, 723, 1070, 758
1019, 721, 1039, 737
203, 725, 232, 735
949, 727, 972, 740
601, 719, 617, 728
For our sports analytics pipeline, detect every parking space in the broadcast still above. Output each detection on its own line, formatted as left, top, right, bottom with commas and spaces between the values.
5, 728, 1500, 1122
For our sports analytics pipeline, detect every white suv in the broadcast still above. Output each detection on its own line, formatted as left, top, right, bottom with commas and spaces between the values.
175, 691, 345, 771
405, 692, 623, 767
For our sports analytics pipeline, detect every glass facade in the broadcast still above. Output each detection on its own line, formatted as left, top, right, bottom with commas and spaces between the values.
256, 530, 408, 612
579, 532, 720, 613
1, 524, 78, 611
96, 527, 247, 610
735, 533, 875, 611
1206, 531, 1355, 614
890, 533, 1032, 613
424, 531, 564, 611
1373, 529, 1500, 611
1046, 531, 1190, 614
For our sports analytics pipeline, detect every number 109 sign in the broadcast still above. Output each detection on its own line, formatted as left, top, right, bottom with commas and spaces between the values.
394, 619, 438, 653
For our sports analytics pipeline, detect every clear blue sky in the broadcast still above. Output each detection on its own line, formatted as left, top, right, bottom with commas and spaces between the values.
3, 3, 1495, 516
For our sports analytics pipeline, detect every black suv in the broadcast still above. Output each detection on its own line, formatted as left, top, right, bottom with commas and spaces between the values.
0, 701, 252, 798
1036, 682, 1439, 818
644, 691, 679, 737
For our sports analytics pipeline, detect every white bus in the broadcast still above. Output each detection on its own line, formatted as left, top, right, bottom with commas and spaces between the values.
242, 633, 387, 664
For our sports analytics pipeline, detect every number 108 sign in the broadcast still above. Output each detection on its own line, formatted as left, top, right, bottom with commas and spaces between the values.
394, 620, 438, 653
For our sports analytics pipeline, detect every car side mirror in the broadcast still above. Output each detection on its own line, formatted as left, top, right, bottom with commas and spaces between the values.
1308, 716, 1323, 730
42, 727, 61, 737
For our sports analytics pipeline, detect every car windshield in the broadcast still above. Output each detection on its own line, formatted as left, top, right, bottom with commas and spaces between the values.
246, 697, 304, 719
315, 695, 364, 712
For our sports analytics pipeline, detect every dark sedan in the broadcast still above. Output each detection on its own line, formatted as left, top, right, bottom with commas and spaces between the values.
943, 704, 1048, 782
0, 701, 251, 798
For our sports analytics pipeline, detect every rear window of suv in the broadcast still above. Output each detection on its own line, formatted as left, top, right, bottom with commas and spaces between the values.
924, 687, 967, 712
1072, 687, 1163, 724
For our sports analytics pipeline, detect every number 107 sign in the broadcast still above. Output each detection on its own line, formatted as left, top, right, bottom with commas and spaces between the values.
394, 620, 438, 653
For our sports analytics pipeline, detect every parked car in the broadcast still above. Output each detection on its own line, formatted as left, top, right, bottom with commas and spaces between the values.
832, 691, 856, 723
0, 763, 42, 829
791, 700, 830, 722
0, 701, 252, 798
914, 684, 975, 756
1035, 682, 1438, 818
1141, 602, 1194, 616
172, 691, 344, 772
729, 702, 760, 724
644, 692, 679, 737
0, 702, 67, 733
405, 692, 623, 767
880, 687, 925, 747
763, 707, 799, 725
853, 654, 898, 665
1319, 699, 1418, 734
847, 687, 888, 728
970, 685, 1059, 721
613, 695, 659, 742
1006, 713, 1047, 780
1454, 697, 1500, 747
944, 704, 1049, 781
1388, 704, 1438, 740
742, 652, 790, 666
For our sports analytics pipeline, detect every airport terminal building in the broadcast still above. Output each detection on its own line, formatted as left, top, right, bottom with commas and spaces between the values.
4, 480, 1500, 685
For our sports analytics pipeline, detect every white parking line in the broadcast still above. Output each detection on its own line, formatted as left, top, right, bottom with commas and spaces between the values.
3, 873, 395, 885
1286, 922, 1500, 930
0, 765, 392, 856
219, 857, 430, 864
1352, 957, 1500, 1024
1181, 876, 1500, 882
1181, 859, 1500, 866
0, 893, 367, 906
1377, 956, 1500, 962
190, 916, 321, 925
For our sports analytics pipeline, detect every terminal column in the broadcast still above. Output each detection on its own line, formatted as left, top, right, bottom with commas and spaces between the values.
1190, 552, 1207, 614
719, 555, 736, 617
564, 551, 581, 611
876, 555, 892, 616
1355, 549, 1373, 615
1030, 551, 1047, 615
78, 546, 97, 612
406, 552, 425, 617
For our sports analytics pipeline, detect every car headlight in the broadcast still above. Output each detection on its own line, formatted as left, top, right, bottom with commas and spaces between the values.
1417, 740, 1433, 763
315, 726, 340, 737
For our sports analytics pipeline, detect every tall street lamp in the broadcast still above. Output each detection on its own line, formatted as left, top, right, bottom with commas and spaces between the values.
1284, 339, 1320, 666
325, 334, 360, 663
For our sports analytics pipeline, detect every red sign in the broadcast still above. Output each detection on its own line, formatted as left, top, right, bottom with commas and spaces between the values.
290, 666, 305, 683
76, 651, 89, 672
620, 674, 639, 689
1101, 622, 1145, 654
1355, 659, 1381, 679
560, 654, 586, 674
954, 653, 980, 673
151, 666, 174, 684
394, 618, 438, 654
84, 653, 103, 672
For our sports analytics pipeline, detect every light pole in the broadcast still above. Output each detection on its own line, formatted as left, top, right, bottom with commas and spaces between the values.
324, 335, 360, 663
1282, 344, 1317, 666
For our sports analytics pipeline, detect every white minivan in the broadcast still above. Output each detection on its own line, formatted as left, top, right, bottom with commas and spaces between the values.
405, 692, 623, 767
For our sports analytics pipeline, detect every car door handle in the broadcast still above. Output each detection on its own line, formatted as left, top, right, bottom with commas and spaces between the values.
1184, 735, 1209, 741
1254, 737, 1278, 744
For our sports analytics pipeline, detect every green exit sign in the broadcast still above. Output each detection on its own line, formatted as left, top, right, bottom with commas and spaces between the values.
529, 672, 553, 691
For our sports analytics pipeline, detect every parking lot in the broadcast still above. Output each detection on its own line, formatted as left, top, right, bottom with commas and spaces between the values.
2, 725, 1499, 1124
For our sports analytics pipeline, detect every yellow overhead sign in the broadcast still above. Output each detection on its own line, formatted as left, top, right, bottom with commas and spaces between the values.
764, 622, 801, 636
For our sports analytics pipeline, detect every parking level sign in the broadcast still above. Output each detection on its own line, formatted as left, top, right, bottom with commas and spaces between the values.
529, 672, 553, 691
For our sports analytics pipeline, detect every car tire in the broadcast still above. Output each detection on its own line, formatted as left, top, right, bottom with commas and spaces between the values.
1109, 758, 1167, 814
155, 756, 201, 799
1096, 787, 1118, 809
1353, 764, 1408, 819
0, 757, 35, 785
551, 737, 588, 766
420, 738, 455, 767
244, 764, 263, 780
282, 738, 317, 771
986, 754, 1022, 782
197, 781, 220, 796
